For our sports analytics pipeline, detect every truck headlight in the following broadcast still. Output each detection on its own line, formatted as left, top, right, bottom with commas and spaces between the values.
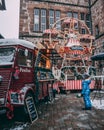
0, 75, 3, 84
11, 93, 19, 103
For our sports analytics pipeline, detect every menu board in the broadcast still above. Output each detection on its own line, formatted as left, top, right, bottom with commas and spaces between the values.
26, 97, 38, 123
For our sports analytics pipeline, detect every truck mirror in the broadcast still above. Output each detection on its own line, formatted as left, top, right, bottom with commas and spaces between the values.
13, 67, 20, 80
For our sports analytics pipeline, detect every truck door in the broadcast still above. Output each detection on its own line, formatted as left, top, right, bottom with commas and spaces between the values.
13, 48, 34, 88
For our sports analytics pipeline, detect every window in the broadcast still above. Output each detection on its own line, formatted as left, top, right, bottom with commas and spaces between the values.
49, 10, 54, 28
86, 21, 91, 28
67, 12, 78, 18
55, 10, 61, 29
18, 49, 26, 66
18, 49, 33, 67
0, 47, 15, 63
34, 9, 39, 31
86, 14, 91, 29
86, 14, 90, 21
73, 12, 78, 19
80, 13, 85, 20
41, 9, 46, 32
49, 10, 61, 29
34, 9, 60, 31
34, 8, 46, 32
67, 11, 72, 17
95, 24, 99, 37
81, 28, 86, 34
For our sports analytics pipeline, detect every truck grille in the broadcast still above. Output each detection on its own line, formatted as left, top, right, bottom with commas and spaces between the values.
0, 69, 11, 107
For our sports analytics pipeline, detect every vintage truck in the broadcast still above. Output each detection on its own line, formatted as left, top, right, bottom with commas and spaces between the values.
0, 39, 54, 119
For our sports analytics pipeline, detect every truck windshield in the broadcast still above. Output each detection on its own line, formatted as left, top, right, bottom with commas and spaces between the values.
0, 47, 15, 63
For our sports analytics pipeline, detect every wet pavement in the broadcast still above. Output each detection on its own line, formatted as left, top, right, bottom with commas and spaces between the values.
0, 91, 104, 130
29, 92, 104, 130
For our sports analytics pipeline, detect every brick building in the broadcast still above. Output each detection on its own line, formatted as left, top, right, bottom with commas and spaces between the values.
19, 0, 104, 56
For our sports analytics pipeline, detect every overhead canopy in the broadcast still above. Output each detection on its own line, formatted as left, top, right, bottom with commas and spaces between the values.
91, 53, 104, 60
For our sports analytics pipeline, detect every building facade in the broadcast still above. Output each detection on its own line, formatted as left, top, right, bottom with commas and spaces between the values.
91, 0, 104, 55
19, 0, 104, 55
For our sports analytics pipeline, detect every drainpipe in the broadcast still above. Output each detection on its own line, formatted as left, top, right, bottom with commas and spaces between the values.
88, 0, 93, 35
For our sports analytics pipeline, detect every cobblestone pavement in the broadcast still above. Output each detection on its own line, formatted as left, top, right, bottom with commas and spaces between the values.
28, 92, 104, 130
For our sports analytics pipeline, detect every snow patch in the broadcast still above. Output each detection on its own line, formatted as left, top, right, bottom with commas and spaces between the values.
92, 99, 104, 110
78, 113, 89, 120
9, 123, 28, 130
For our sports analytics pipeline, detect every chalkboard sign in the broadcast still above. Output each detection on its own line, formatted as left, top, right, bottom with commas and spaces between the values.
26, 97, 38, 123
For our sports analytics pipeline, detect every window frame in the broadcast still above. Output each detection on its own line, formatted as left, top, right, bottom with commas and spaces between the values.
41, 9, 46, 32
55, 10, 61, 30
34, 8, 40, 32
95, 24, 100, 37
49, 9, 54, 28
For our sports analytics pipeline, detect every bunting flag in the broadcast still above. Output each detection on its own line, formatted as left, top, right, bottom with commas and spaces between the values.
0, 0, 6, 10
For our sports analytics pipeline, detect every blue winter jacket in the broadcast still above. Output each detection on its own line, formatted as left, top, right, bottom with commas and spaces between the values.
81, 79, 91, 96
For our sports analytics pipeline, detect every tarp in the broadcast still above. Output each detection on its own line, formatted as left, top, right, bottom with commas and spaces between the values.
91, 53, 104, 60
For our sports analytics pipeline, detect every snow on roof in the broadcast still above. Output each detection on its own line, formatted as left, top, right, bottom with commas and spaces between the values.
0, 39, 38, 49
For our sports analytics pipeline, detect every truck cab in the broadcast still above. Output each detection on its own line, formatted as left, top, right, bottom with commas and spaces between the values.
0, 39, 53, 119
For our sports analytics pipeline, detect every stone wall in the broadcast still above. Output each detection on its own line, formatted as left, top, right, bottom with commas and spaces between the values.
91, 0, 104, 54
19, 0, 89, 43
41, 0, 89, 6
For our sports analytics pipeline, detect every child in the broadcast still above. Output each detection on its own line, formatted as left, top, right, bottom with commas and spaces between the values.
81, 74, 92, 110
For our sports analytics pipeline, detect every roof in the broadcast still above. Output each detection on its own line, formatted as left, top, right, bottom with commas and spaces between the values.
0, 39, 37, 49
91, 53, 104, 60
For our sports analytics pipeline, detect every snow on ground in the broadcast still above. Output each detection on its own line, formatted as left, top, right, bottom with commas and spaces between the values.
9, 123, 28, 130
92, 99, 104, 110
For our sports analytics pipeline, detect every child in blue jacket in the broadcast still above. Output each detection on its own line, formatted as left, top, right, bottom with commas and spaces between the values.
81, 74, 92, 110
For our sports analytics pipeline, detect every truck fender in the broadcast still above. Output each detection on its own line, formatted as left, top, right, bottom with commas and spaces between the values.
19, 85, 34, 102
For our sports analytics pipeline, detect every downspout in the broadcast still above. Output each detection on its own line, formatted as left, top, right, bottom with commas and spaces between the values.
88, 0, 93, 35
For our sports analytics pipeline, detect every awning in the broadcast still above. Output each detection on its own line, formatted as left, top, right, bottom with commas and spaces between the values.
91, 53, 104, 60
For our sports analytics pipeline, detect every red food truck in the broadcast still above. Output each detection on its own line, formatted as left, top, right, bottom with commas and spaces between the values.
0, 39, 54, 119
